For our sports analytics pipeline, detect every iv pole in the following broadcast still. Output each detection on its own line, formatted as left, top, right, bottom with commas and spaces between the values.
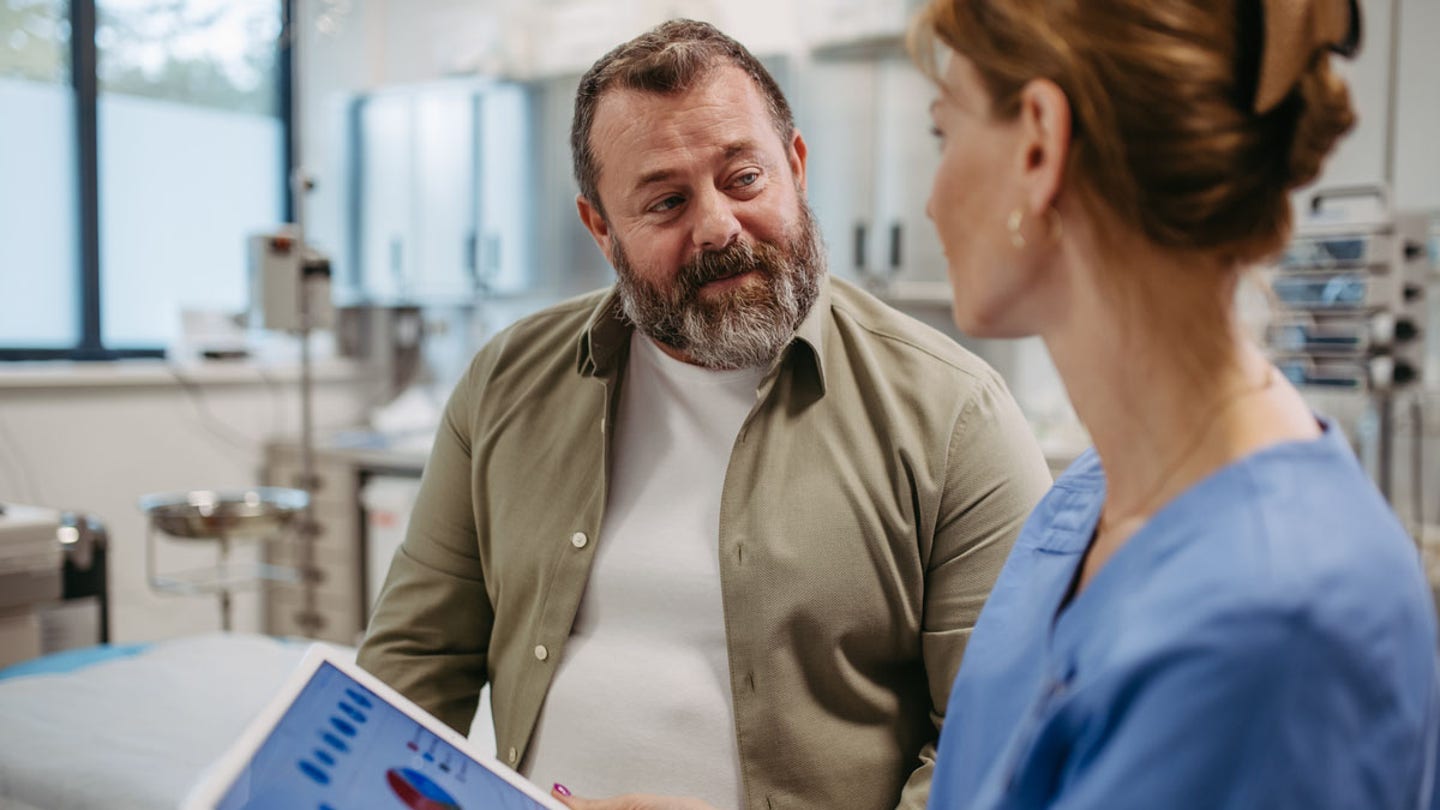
283, 0, 323, 636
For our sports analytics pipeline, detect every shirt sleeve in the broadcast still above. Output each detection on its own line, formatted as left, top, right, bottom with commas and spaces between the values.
897, 373, 1053, 810
356, 351, 495, 735
1047, 608, 1436, 810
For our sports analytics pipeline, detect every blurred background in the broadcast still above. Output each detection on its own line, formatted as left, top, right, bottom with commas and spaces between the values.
0, 0, 1438, 654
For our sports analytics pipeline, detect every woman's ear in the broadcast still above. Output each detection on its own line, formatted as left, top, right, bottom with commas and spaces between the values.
1016, 78, 1072, 214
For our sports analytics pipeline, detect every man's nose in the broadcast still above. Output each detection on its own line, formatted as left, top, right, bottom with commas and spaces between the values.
691, 189, 741, 252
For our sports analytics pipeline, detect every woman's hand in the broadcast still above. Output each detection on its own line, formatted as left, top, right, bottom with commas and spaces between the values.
550, 784, 721, 810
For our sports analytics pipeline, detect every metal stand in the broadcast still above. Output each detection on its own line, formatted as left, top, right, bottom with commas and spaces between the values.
141, 488, 309, 631
284, 0, 327, 637
293, 283, 323, 633
291, 167, 326, 637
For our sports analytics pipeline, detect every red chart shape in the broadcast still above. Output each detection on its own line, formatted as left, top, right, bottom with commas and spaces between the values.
386, 767, 463, 810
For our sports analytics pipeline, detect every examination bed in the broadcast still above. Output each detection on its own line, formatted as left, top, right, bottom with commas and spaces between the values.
0, 633, 322, 809
0, 633, 497, 810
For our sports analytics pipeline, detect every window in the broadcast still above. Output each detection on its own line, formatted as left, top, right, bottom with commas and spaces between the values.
0, 0, 289, 359
97, 0, 284, 348
0, 0, 78, 348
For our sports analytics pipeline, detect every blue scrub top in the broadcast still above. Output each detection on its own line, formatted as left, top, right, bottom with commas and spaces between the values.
930, 419, 1440, 809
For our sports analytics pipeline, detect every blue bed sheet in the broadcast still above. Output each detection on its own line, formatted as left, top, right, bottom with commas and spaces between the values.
0, 643, 152, 681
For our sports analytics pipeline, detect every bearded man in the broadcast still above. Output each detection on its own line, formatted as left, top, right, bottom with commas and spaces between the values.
358, 19, 1050, 810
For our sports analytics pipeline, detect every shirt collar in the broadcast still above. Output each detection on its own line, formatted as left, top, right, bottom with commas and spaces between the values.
574, 274, 831, 396
783, 273, 830, 396
574, 288, 630, 378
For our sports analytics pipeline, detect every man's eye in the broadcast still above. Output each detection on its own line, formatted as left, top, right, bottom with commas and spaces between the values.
733, 172, 759, 187
930, 126, 944, 141
650, 195, 684, 213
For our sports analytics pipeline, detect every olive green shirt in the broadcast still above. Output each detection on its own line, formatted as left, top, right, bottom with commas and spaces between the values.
359, 275, 1051, 810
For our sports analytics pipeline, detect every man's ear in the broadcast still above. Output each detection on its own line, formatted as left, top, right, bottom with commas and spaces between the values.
576, 194, 614, 265
788, 129, 808, 194
1015, 78, 1071, 216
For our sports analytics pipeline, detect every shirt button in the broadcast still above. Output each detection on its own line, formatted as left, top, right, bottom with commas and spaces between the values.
571, 531, 588, 549
507, 746, 518, 764
534, 644, 549, 661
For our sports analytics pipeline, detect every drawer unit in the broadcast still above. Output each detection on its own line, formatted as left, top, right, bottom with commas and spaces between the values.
266, 587, 365, 646
262, 446, 364, 642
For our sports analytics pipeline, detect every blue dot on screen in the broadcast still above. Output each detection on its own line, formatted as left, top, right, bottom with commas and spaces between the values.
338, 701, 367, 723
330, 716, 357, 737
313, 748, 336, 767
298, 760, 331, 785
321, 731, 349, 753
345, 688, 373, 709
319, 803, 337, 810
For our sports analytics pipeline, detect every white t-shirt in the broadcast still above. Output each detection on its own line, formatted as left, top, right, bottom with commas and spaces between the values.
524, 333, 763, 805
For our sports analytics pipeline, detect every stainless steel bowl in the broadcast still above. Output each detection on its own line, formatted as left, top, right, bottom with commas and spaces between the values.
138, 488, 309, 541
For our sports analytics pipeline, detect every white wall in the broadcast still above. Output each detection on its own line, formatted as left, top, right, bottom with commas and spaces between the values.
0, 363, 368, 643
1300, 0, 1440, 213
1394, 0, 1440, 211
1312, 0, 1393, 194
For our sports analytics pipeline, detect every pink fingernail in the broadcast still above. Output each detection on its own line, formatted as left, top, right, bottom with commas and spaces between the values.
553, 783, 572, 797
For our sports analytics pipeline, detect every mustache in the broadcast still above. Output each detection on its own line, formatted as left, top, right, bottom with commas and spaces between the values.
675, 240, 779, 293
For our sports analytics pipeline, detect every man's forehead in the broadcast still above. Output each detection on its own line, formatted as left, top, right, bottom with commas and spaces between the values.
589, 69, 781, 183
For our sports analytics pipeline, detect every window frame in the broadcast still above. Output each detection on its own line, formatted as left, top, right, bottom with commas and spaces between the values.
0, 0, 296, 362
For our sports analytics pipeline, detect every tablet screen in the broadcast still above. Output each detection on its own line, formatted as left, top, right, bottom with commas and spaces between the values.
216, 661, 544, 809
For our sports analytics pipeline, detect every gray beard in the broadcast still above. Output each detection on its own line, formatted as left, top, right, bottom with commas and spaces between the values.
612, 203, 825, 370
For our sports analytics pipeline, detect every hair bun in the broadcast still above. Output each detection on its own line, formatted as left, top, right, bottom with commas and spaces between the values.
1255, 0, 1361, 113
1285, 56, 1356, 191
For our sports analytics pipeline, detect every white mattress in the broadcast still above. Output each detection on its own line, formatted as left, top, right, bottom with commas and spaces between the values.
0, 634, 330, 810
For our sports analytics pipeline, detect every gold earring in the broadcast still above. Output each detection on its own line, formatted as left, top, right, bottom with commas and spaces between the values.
1007, 208, 1026, 249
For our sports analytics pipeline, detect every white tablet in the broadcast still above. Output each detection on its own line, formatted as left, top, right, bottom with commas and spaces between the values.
183, 644, 566, 810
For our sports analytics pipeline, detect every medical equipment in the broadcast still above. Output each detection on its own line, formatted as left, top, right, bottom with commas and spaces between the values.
335, 303, 426, 410
0, 504, 108, 669
140, 488, 309, 632
1264, 186, 1434, 505
248, 230, 334, 333
244, 179, 334, 639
